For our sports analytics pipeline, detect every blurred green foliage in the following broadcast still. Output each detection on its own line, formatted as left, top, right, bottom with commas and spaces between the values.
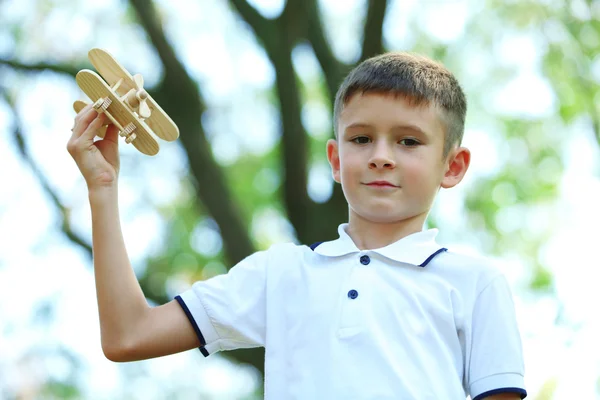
1, 0, 599, 398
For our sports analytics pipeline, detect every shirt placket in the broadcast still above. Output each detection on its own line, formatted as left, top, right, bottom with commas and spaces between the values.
337, 252, 371, 336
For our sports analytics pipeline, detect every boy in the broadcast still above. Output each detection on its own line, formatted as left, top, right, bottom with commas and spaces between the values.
67, 52, 526, 399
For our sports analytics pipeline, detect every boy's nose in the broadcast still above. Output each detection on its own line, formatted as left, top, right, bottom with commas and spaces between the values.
369, 144, 396, 169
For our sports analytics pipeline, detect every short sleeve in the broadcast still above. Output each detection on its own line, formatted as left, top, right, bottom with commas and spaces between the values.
467, 274, 527, 400
175, 250, 268, 356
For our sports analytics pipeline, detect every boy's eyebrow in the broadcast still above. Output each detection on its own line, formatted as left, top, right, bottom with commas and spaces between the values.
345, 122, 428, 135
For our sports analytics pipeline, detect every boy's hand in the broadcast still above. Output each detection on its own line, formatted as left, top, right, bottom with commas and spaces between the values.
67, 104, 120, 190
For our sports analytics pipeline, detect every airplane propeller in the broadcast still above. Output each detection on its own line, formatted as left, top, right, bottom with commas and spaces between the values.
131, 73, 151, 118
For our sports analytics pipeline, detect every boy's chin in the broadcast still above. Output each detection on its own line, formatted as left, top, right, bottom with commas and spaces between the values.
350, 209, 425, 225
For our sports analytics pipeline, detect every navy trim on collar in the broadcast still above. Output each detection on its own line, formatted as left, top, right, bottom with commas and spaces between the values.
309, 242, 323, 251
312, 224, 447, 268
419, 248, 448, 267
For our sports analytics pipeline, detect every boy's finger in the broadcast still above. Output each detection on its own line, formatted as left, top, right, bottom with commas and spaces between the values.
72, 108, 99, 137
73, 104, 95, 125
79, 115, 107, 143
74, 102, 94, 120
103, 124, 119, 145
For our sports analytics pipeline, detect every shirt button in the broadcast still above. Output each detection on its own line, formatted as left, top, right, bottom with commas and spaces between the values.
348, 289, 359, 299
360, 255, 370, 265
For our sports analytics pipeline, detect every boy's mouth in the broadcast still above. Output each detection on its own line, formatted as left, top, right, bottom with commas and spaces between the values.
364, 180, 399, 188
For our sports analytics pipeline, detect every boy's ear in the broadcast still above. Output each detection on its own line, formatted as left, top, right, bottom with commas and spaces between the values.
326, 139, 341, 184
441, 146, 470, 189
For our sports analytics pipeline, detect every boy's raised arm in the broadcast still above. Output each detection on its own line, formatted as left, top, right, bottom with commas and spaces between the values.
67, 105, 201, 362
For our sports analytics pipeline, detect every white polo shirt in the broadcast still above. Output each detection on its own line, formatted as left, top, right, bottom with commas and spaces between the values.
176, 224, 526, 400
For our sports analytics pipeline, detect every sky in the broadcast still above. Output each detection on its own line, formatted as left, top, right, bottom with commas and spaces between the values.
1, 0, 600, 398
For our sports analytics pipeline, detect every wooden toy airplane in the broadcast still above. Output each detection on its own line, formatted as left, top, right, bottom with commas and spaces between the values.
73, 48, 179, 156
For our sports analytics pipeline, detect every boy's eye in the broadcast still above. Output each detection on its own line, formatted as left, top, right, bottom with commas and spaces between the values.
352, 136, 371, 144
400, 138, 420, 146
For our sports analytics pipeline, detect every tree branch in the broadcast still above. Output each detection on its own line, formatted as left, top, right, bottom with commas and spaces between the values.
0, 89, 93, 257
127, 0, 193, 91
228, 0, 276, 45
360, 0, 388, 61
128, 0, 265, 375
128, 0, 256, 266
0, 59, 81, 76
303, 0, 347, 102
227, 0, 315, 242
272, 51, 312, 241
295, 0, 349, 241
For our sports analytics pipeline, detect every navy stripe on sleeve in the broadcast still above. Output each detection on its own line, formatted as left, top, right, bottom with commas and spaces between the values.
175, 295, 210, 357
472, 387, 527, 400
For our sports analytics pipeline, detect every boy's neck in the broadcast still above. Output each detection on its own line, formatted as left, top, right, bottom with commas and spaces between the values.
345, 213, 427, 250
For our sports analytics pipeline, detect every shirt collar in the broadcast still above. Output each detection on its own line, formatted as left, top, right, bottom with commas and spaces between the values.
313, 223, 447, 267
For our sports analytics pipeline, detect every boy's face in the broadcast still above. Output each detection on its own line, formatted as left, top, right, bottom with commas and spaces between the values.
327, 92, 469, 226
